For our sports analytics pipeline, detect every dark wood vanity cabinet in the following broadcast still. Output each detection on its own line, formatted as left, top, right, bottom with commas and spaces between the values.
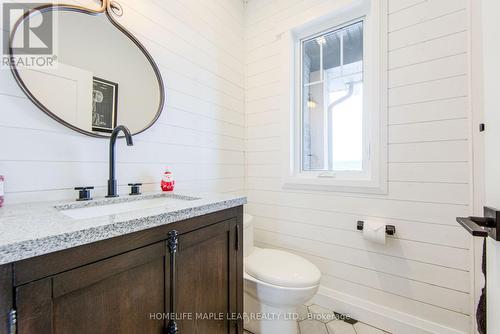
0, 206, 243, 334
175, 219, 240, 333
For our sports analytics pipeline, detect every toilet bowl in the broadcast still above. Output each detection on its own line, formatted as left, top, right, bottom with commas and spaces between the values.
243, 214, 321, 334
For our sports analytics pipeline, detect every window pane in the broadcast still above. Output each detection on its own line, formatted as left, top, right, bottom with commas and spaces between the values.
302, 39, 321, 85
328, 82, 363, 171
323, 33, 341, 71
302, 22, 364, 172
302, 81, 325, 170
343, 23, 363, 65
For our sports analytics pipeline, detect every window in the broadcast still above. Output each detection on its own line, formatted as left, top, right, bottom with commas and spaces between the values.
301, 22, 364, 173
282, 1, 387, 193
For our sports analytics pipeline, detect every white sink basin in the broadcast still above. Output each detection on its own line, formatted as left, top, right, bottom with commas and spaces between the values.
58, 194, 199, 220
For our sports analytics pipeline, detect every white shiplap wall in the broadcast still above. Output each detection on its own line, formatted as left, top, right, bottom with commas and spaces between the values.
244, 0, 473, 333
0, 0, 245, 202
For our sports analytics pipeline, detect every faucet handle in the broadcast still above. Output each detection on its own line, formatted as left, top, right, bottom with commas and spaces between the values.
75, 186, 94, 201
128, 183, 142, 196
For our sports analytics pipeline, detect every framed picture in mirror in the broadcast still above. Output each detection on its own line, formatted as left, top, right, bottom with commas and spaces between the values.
92, 77, 118, 133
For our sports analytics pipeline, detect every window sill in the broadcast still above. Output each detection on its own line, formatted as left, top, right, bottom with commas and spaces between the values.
283, 176, 387, 194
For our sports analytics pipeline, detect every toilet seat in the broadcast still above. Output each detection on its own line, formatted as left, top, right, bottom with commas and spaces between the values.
245, 248, 321, 288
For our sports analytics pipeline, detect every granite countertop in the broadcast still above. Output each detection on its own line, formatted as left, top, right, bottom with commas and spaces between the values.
0, 192, 246, 265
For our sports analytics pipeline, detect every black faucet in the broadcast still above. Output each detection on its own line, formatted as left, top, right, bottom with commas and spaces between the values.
107, 125, 134, 197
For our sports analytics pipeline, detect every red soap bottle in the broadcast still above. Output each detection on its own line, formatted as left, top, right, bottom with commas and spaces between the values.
161, 168, 175, 192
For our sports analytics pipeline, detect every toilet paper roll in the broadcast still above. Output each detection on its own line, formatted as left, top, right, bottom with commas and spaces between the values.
362, 221, 386, 244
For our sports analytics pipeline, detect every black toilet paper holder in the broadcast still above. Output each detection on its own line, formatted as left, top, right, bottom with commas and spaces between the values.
357, 221, 396, 236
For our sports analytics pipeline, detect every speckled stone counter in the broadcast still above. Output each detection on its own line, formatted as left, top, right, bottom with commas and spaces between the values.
0, 192, 246, 265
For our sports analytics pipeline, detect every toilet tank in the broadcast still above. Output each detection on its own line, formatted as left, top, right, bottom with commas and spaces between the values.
243, 214, 254, 257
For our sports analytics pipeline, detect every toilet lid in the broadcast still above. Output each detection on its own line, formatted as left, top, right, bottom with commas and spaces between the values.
245, 248, 321, 288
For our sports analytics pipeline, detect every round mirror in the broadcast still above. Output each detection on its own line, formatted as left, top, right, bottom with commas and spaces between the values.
8, 3, 164, 137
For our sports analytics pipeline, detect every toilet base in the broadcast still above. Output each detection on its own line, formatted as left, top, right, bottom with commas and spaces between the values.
244, 292, 299, 334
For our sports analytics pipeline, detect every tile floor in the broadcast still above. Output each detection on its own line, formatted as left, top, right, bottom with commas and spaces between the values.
243, 303, 390, 334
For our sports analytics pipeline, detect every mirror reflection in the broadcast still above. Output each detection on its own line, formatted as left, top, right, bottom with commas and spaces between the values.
10, 7, 164, 136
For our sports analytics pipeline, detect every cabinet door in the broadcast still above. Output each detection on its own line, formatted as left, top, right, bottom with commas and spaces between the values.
15, 242, 166, 334
168, 219, 240, 334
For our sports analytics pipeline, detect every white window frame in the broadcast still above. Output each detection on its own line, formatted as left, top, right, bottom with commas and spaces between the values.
280, 0, 388, 194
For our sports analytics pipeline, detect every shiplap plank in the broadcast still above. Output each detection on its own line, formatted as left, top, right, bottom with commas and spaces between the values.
246, 82, 281, 102
388, 162, 469, 183
389, 31, 467, 70
387, 181, 468, 205
246, 55, 280, 77
166, 90, 245, 126
246, 137, 281, 152
388, 76, 467, 107
246, 68, 280, 89
246, 151, 281, 165
388, 0, 425, 14
388, 118, 468, 143
388, 97, 468, 125
389, 140, 468, 163
247, 164, 282, 178
166, 107, 244, 139
247, 123, 281, 139
389, 0, 466, 32
246, 43, 280, 66
388, 53, 467, 88
140, 122, 245, 152
246, 109, 281, 127
246, 95, 281, 114
389, 10, 467, 51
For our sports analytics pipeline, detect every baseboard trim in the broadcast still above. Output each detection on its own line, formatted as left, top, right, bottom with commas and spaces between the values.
311, 286, 467, 334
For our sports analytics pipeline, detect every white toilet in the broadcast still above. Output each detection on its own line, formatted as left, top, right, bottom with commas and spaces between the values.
243, 214, 321, 334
